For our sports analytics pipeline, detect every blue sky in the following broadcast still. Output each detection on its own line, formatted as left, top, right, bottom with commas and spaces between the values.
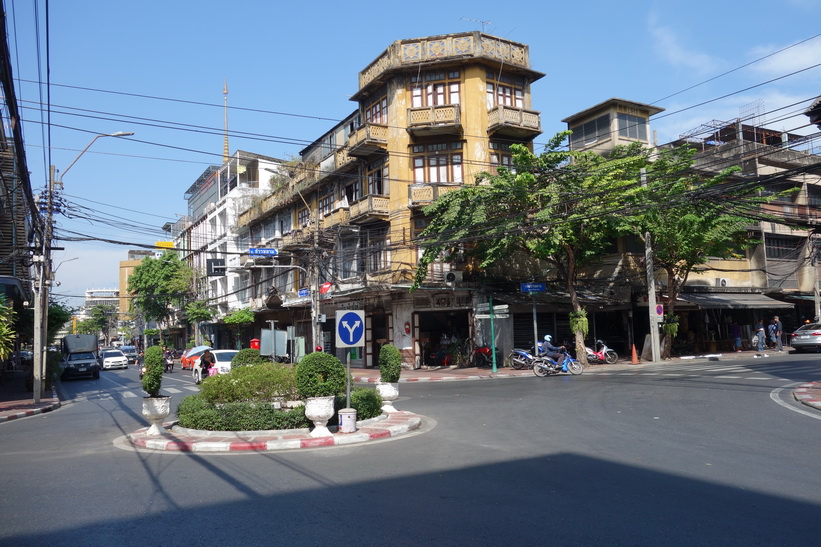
7, 0, 821, 309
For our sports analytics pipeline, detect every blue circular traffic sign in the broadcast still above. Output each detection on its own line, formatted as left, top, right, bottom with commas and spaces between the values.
336, 311, 365, 347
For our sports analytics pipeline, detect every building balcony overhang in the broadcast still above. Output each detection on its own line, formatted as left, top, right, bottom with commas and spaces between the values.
348, 124, 388, 157
487, 105, 542, 140
407, 105, 462, 137
408, 183, 463, 208
349, 195, 390, 223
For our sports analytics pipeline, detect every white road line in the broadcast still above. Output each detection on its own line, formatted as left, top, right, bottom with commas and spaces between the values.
122, 392, 138, 398
770, 385, 821, 420
715, 375, 742, 379
164, 387, 182, 394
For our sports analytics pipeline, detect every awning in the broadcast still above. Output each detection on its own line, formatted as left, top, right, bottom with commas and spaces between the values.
678, 293, 794, 310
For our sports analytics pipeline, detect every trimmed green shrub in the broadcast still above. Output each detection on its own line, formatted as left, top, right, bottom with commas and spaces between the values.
199, 363, 298, 404
350, 387, 383, 419
331, 387, 383, 425
232, 348, 267, 368
378, 344, 402, 383
142, 346, 164, 397
295, 352, 346, 398
176, 393, 309, 431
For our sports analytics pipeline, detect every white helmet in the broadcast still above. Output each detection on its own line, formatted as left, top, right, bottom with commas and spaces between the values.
544, 335, 552, 342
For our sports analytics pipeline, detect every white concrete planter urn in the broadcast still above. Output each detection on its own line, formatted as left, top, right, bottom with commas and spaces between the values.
376, 381, 399, 413
304, 395, 335, 437
142, 396, 172, 435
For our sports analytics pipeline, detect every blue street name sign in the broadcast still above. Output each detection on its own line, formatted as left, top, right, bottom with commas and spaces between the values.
521, 282, 546, 293
298, 287, 310, 298
249, 248, 278, 256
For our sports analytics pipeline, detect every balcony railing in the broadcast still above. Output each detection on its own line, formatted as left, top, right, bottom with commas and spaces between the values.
487, 105, 541, 138
348, 124, 388, 157
335, 147, 356, 171
407, 105, 461, 136
322, 207, 351, 228
349, 195, 390, 221
408, 183, 462, 207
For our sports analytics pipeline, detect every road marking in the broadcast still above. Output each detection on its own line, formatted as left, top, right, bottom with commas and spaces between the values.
164, 387, 182, 394
715, 375, 742, 379
770, 385, 821, 420
122, 392, 137, 398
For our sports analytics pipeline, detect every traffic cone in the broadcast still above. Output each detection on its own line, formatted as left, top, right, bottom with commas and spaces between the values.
631, 344, 640, 364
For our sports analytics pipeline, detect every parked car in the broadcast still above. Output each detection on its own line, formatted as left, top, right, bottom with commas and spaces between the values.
119, 345, 139, 364
181, 345, 212, 370
98, 349, 128, 370
790, 323, 821, 352
192, 349, 238, 384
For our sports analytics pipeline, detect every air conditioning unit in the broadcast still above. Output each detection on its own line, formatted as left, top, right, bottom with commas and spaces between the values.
445, 271, 463, 283
715, 278, 729, 287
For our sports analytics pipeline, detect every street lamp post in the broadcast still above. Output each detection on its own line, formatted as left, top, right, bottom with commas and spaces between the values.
31, 131, 134, 402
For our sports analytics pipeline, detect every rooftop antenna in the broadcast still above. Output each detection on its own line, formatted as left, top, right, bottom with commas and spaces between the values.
461, 17, 491, 33
223, 80, 229, 164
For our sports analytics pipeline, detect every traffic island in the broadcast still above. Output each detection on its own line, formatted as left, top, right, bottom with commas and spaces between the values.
126, 410, 424, 452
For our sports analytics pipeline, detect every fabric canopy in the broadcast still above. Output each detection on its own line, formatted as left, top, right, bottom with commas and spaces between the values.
678, 293, 794, 310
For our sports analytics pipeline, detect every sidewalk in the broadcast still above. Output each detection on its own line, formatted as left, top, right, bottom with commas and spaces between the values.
0, 370, 60, 423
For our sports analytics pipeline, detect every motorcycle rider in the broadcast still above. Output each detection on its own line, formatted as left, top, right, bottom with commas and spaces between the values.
542, 335, 566, 367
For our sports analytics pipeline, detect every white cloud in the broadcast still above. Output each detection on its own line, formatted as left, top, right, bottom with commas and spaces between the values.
749, 38, 821, 76
647, 13, 718, 74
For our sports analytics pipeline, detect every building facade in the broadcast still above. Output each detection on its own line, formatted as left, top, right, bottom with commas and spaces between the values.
231, 32, 545, 366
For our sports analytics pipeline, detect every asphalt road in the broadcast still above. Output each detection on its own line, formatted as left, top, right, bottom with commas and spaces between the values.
2, 355, 820, 546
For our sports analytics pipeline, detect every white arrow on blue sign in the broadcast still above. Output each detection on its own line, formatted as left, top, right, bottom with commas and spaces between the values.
336, 310, 365, 348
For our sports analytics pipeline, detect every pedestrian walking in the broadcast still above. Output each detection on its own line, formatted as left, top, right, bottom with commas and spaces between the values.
767, 320, 777, 349
730, 322, 742, 352
773, 315, 783, 351
755, 320, 766, 352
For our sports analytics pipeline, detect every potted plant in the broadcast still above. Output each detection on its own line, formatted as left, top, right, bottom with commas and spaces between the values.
141, 345, 171, 435
376, 344, 402, 412
295, 352, 346, 437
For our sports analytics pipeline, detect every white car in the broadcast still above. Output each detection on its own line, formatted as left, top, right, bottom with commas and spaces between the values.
98, 349, 129, 370
193, 349, 239, 384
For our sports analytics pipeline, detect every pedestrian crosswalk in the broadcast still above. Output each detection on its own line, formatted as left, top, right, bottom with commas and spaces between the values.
585, 360, 818, 382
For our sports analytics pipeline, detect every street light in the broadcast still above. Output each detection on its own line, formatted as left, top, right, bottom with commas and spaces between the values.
31, 131, 134, 403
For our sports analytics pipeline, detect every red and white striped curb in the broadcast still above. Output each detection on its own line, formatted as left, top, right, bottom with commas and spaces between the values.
127, 410, 423, 452
793, 382, 821, 411
0, 389, 60, 423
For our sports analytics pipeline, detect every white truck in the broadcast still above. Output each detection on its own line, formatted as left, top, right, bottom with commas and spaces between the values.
60, 334, 100, 381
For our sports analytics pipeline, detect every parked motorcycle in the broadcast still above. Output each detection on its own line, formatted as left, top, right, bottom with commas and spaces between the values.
470, 345, 501, 368
533, 349, 584, 377
585, 339, 619, 364
509, 347, 539, 370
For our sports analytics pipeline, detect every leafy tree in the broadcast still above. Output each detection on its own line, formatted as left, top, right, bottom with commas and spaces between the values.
615, 144, 777, 357
0, 301, 15, 360
185, 300, 215, 346
413, 133, 646, 363
223, 307, 255, 349
90, 304, 117, 344
16, 301, 72, 346
128, 251, 193, 338
75, 318, 99, 335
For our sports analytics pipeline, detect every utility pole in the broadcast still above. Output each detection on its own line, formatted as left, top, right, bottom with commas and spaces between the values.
311, 209, 320, 351
32, 166, 57, 402
31, 131, 134, 402
642, 168, 660, 362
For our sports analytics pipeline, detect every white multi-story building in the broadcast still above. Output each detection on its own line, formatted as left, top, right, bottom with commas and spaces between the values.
166, 150, 282, 347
